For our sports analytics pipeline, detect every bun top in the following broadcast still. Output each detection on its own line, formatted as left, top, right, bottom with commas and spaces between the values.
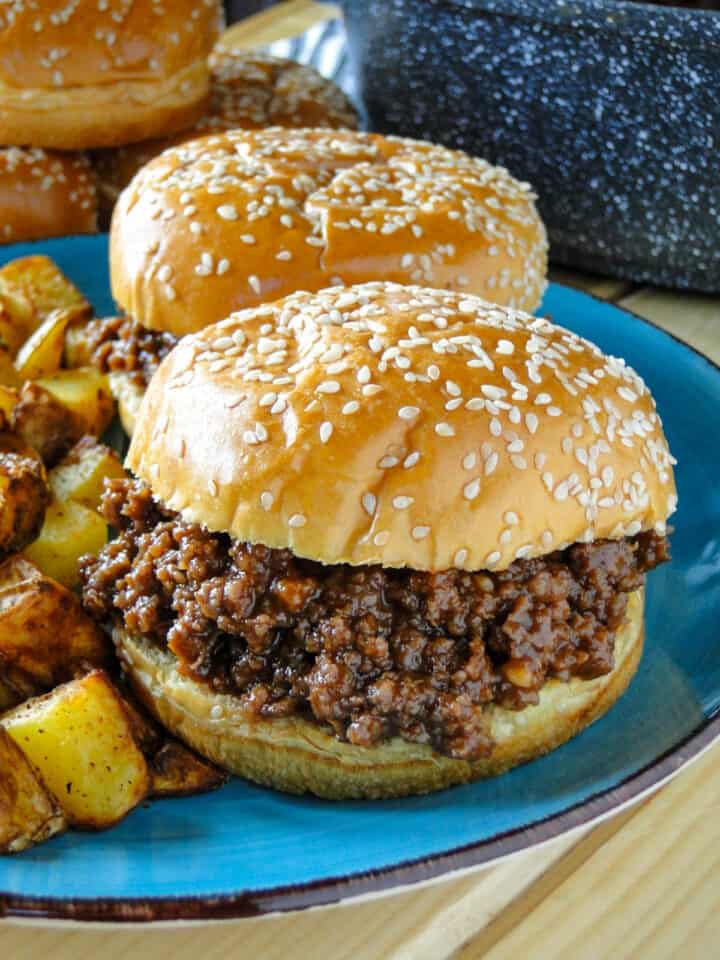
0, 147, 97, 242
128, 283, 677, 572
0, 0, 222, 91
110, 128, 548, 338
94, 51, 358, 194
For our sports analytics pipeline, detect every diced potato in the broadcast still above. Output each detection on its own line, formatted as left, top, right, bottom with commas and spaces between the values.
1, 671, 151, 829
11, 382, 85, 467
0, 726, 66, 853
0, 386, 18, 430
14, 307, 81, 380
150, 741, 227, 798
0, 256, 90, 338
63, 322, 93, 369
0, 347, 21, 389
0, 450, 50, 556
35, 367, 115, 438
48, 437, 125, 510
0, 305, 27, 356
23, 498, 108, 588
0, 556, 109, 691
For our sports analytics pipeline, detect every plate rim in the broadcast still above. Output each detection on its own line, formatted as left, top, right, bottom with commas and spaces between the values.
1, 282, 718, 923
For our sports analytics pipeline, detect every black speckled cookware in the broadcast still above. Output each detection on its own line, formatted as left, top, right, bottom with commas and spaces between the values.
339, 0, 720, 291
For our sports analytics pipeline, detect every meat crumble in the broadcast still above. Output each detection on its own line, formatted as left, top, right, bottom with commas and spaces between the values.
81, 479, 670, 760
86, 316, 178, 387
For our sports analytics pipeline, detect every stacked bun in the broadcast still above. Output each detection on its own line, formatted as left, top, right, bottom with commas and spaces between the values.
0, 0, 222, 243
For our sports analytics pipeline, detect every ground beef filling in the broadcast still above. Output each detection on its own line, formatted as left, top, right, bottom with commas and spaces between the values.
86, 316, 178, 387
81, 479, 670, 760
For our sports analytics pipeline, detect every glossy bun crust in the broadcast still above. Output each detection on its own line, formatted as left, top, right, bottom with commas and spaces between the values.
115, 589, 644, 799
0, 0, 222, 149
110, 128, 548, 337
128, 283, 677, 574
93, 50, 359, 201
0, 147, 97, 242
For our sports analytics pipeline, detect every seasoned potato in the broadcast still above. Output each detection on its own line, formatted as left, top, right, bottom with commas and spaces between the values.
0, 726, 66, 853
150, 741, 227, 798
0, 452, 50, 557
14, 307, 82, 380
0, 255, 90, 338
49, 437, 125, 510
35, 368, 115, 438
1, 671, 151, 829
11, 381, 85, 466
0, 385, 18, 427
0, 556, 109, 691
63, 321, 93, 369
23, 498, 108, 588
0, 430, 41, 461
0, 347, 21, 389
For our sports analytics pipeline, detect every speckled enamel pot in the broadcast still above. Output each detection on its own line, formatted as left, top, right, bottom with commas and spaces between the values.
339, 0, 720, 292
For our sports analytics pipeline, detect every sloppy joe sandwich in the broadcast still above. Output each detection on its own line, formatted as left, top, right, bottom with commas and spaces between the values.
84, 127, 548, 433
81, 282, 676, 799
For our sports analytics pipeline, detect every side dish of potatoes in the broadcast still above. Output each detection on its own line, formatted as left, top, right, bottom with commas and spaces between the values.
0, 255, 226, 854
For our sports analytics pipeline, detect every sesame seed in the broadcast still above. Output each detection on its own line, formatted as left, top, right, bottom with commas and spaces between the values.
427, 364, 440, 380
463, 452, 477, 470
357, 365, 371, 384
379, 456, 399, 469
216, 259, 230, 275
486, 551, 501, 567
398, 406, 420, 420
541, 530, 554, 548
435, 422, 455, 437
260, 491, 274, 511
412, 526, 430, 540
535, 393, 552, 405
404, 452, 420, 468
446, 380, 461, 397
504, 511, 519, 525
319, 421, 333, 444
374, 531, 390, 546
217, 204, 239, 220
248, 275, 261, 294
342, 401, 360, 415
241, 234, 256, 244
362, 493, 377, 515
497, 339, 515, 355
463, 479, 481, 500
393, 496, 414, 509
363, 384, 382, 397
317, 380, 340, 394
490, 418, 502, 437
454, 549, 468, 566
484, 452, 499, 475
288, 514, 307, 529
511, 455, 528, 470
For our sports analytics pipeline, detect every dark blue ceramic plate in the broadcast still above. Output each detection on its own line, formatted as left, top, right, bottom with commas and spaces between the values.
0, 236, 718, 923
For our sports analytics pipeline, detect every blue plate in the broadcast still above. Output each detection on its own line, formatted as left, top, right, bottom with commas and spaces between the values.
0, 236, 718, 922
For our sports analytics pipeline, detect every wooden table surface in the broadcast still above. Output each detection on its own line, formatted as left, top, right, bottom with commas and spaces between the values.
2, 3, 719, 957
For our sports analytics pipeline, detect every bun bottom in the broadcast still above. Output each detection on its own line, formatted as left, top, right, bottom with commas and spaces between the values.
115, 589, 644, 799
108, 372, 143, 436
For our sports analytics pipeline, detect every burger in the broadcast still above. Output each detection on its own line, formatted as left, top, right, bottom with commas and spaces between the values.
81, 127, 548, 433
80, 282, 677, 799
0, 0, 222, 150
92, 49, 360, 215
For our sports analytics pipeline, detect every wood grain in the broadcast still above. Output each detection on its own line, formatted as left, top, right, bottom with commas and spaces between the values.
2, 4, 719, 958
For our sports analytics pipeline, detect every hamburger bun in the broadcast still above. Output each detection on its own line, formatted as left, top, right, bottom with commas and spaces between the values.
0, 147, 97, 242
0, 0, 222, 150
128, 283, 676, 572
110, 128, 548, 338
114, 588, 644, 799
93, 50, 359, 209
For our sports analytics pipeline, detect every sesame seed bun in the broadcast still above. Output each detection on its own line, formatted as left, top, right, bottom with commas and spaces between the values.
110, 129, 548, 339
0, 147, 97, 243
114, 588, 644, 799
128, 283, 677, 574
93, 50, 359, 212
0, 0, 222, 150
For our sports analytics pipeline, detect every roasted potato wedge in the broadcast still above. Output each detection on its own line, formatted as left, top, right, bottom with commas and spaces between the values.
150, 741, 227, 798
49, 437, 125, 510
35, 368, 115, 438
0, 556, 109, 691
1, 671, 151, 829
23, 498, 108, 588
14, 307, 82, 380
0, 385, 18, 427
0, 726, 66, 853
0, 348, 21, 389
0, 451, 50, 557
11, 381, 85, 466
0, 255, 90, 339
